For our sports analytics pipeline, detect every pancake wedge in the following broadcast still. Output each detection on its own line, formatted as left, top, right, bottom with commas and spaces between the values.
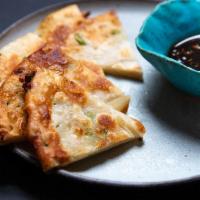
0, 33, 44, 87
64, 11, 142, 80
38, 6, 142, 80
26, 69, 145, 171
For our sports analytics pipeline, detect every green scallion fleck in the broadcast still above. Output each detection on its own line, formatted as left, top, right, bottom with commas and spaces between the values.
86, 111, 95, 120
111, 29, 120, 35
74, 33, 87, 45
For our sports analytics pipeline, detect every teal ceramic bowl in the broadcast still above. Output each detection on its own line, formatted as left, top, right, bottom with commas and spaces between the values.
136, 0, 200, 96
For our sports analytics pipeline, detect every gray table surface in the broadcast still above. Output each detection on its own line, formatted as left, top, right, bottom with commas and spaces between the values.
0, 0, 199, 199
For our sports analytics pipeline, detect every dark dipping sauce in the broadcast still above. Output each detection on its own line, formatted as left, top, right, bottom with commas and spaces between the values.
168, 35, 200, 71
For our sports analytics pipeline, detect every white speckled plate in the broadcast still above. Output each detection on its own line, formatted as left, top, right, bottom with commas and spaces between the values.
1, 0, 200, 187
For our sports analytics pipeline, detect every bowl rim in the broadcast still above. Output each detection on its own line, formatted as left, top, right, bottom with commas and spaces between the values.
135, 0, 200, 75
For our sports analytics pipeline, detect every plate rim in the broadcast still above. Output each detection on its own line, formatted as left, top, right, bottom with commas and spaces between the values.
1, 0, 200, 187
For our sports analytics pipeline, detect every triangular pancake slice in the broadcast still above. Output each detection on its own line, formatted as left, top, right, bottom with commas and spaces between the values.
0, 33, 44, 87
26, 69, 145, 171
38, 6, 142, 80
64, 11, 142, 80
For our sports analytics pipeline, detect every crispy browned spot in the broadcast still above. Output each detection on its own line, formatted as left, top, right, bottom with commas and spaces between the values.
96, 139, 107, 148
29, 46, 67, 69
48, 133, 69, 164
132, 118, 145, 134
19, 26, 70, 71
75, 127, 84, 137
14, 60, 35, 76
94, 77, 111, 91
14, 66, 25, 75
72, 64, 112, 92
22, 71, 36, 91
13, 60, 37, 92
32, 134, 52, 170
51, 25, 70, 44
63, 79, 87, 105
38, 104, 51, 124
97, 114, 116, 130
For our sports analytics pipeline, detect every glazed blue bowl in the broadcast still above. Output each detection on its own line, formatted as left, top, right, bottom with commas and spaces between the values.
136, 0, 200, 96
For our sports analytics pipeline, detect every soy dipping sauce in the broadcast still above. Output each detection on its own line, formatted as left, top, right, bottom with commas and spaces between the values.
168, 35, 200, 70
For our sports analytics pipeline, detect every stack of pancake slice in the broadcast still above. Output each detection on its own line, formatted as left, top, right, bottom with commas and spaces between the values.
0, 5, 145, 171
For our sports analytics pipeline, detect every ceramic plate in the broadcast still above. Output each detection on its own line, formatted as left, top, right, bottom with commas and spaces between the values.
1, 0, 200, 187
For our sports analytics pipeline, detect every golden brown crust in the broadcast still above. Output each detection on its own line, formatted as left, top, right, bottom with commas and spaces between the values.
0, 33, 44, 87
0, 33, 44, 144
0, 60, 37, 144
32, 133, 69, 171
28, 45, 68, 69
26, 69, 145, 171
37, 4, 85, 41
97, 114, 116, 131
68, 62, 111, 91
62, 79, 87, 105
131, 118, 146, 136
47, 25, 71, 45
